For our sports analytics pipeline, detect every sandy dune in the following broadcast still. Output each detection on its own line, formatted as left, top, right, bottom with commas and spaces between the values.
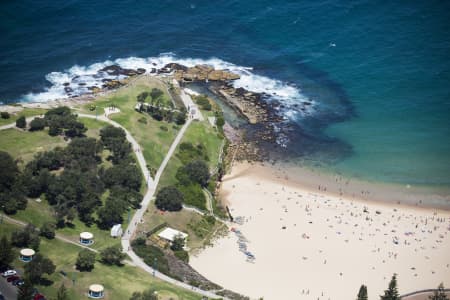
190, 163, 450, 300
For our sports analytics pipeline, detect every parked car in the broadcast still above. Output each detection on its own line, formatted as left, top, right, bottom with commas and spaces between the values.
12, 279, 24, 286
2, 270, 17, 277
0, 294, 5, 300
34, 294, 46, 300
6, 275, 20, 282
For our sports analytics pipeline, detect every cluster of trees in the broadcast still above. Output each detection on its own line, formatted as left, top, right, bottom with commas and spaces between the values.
357, 274, 449, 300
1, 111, 10, 119
75, 245, 125, 272
155, 142, 211, 212
24, 106, 87, 137
44, 106, 86, 137
11, 224, 41, 250
145, 105, 186, 125
0, 235, 14, 270
1, 118, 143, 229
136, 88, 186, 125
0, 151, 27, 214
137, 88, 164, 104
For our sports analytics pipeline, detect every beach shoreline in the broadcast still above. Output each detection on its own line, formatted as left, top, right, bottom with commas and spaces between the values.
190, 161, 450, 299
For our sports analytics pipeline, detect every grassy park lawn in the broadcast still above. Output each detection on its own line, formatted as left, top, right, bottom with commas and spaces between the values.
0, 223, 203, 300
0, 128, 67, 167
0, 107, 47, 126
139, 203, 226, 252
78, 77, 178, 170
158, 119, 224, 189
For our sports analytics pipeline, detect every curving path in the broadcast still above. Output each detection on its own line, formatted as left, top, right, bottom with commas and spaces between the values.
1, 103, 227, 298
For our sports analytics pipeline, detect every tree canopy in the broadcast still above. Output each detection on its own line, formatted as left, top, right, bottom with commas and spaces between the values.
0, 235, 14, 269
24, 253, 56, 284
358, 284, 368, 300
155, 186, 184, 211
380, 274, 400, 300
100, 246, 126, 266
76, 249, 96, 272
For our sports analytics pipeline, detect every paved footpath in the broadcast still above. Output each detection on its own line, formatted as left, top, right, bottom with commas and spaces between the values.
0, 101, 227, 299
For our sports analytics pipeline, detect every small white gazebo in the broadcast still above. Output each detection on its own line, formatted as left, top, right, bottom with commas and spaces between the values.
79, 232, 94, 245
19, 248, 35, 262
88, 284, 104, 298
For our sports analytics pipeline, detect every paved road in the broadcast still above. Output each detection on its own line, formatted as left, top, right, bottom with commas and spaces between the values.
0, 276, 17, 300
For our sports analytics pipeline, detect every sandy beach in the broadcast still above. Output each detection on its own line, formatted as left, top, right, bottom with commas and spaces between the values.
190, 162, 450, 299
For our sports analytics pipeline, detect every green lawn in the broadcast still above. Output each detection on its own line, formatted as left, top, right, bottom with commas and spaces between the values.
0, 222, 204, 300
158, 119, 224, 189
77, 77, 178, 170
140, 203, 226, 252
0, 107, 47, 126
0, 128, 67, 168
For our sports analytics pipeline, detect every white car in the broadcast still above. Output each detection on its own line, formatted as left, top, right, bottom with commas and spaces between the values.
2, 270, 17, 277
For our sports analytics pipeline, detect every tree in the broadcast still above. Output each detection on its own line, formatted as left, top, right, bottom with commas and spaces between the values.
175, 111, 186, 125
129, 289, 158, 300
357, 284, 368, 300
76, 249, 96, 271
56, 283, 69, 300
11, 224, 40, 250
170, 235, 185, 251
40, 221, 56, 239
16, 115, 27, 128
0, 151, 27, 214
100, 246, 125, 266
29, 117, 46, 131
429, 283, 449, 300
0, 111, 10, 119
176, 160, 210, 187
97, 196, 127, 229
155, 186, 183, 211
380, 274, 400, 300
0, 235, 14, 269
17, 277, 35, 300
24, 253, 56, 284
137, 91, 150, 102
150, 88, 163, 101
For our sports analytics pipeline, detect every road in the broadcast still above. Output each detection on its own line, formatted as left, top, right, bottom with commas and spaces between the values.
0, 276, 17, 300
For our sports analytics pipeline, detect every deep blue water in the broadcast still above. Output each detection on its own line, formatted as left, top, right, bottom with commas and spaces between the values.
1, 0, 449, 187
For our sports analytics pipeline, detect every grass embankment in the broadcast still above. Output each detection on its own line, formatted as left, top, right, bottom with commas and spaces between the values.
78, 76, 178, 171
0, 223, 203, 300
158, 120, 223, 189
0, 107, 47, 126
139, 203, 226, 252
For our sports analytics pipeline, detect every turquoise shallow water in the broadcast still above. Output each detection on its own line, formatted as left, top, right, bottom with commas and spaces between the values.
1, 0, 449, 187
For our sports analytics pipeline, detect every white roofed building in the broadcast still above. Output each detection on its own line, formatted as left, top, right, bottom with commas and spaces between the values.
157, 227, 188, 244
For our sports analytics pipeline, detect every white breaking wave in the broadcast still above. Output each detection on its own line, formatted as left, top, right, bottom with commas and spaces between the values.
18, 53, 315, 124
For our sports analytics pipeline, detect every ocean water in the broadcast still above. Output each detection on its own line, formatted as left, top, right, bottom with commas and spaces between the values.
1, 0, 449, 187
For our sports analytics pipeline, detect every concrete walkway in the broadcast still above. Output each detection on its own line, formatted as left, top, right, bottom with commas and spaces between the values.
0, 100, 227, 299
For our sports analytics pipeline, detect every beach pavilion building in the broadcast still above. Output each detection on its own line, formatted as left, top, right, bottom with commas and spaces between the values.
88, 284, 105, 298
19, 248, 35, 262
79, 232, 94, 245
157, 227, 188, 248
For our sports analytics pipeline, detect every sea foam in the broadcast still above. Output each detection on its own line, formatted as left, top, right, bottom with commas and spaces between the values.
18, 53, 315, 123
